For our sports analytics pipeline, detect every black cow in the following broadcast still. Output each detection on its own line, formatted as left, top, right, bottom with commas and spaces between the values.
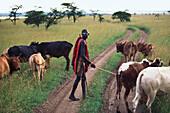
30, 41, 73, 71
8, 46, 37, 62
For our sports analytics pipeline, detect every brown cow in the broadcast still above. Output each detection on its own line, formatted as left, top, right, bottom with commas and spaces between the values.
0, 54, 20, 79
116, 41, 137, 62
116, 58, 163, 113
29, 53, 47, 86
137, 43, 155, 58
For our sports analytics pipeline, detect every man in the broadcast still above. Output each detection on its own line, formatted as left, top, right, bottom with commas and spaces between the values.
69, 29, 96, 101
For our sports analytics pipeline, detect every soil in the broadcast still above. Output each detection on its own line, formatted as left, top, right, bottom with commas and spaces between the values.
101, 30, 148, 113
33, 29, 147, 113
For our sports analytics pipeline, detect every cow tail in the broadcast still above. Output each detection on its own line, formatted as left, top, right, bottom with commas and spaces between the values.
116, 71, 122, 99
136, 73, 144, 94
33, 56, 41, 65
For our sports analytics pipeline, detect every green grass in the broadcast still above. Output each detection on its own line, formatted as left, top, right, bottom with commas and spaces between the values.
0, 15, 169, 112
0, 16, 127, 112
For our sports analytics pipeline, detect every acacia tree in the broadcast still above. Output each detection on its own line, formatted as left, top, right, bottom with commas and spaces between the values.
24, 10, 47, 27
112, 11, 131, 22
61, 2, 85, 23
8, 5, 22, 25
45, 8, 65, 29
90, 10, 99, 21
98, 14, 104, 23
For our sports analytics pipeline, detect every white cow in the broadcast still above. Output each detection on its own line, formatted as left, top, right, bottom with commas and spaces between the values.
132, 66, 170, 113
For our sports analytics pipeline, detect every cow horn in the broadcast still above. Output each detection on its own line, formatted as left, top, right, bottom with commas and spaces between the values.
147, 58, 153, 62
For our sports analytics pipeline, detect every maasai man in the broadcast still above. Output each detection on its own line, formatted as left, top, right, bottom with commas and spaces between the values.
69, 29, 96, 101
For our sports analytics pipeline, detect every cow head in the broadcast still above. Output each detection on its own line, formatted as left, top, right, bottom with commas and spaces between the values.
30, 42, 39, 46
6, 56, 21, 74
137, 43, 145, 52
141, 60, 150, 68
116, 42, 123, 53
149, 58, 163, 67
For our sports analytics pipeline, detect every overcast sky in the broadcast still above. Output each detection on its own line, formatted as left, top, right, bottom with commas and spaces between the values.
0, 0, 170, 13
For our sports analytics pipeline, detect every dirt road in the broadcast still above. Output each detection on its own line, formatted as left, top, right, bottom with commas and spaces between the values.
101, 30, 148, 113
33, 29, 135, 113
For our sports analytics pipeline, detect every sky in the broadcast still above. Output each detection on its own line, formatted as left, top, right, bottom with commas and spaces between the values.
0, 0, 170, 13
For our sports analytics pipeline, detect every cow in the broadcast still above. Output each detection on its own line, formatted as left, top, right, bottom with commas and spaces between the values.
133, 66, 170, 113
0, 54, 20, 79
30, 41, 73, 71
8, 46, 37, 62
116, 41, 137, 62
137, 43, 155, 58
29, 53, 47, 86
116, 58, 163, 113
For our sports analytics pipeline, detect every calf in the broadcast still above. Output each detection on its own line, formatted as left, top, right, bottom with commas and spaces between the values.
0, 54, 20, 79
29, 53, 47, 86
137, 43, 155, 58
116, 41, 137, 62
8, 46, 37, 62
30, 41, 73, 71
133, 66, 170, 113
116, 58, 163, 113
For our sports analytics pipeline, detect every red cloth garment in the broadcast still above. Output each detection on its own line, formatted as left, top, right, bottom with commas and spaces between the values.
72, 37, 89, 74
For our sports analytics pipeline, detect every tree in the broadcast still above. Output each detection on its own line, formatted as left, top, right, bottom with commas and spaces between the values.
90, 10, 99, 21
61, 2, 85, 23
24, 10, 47, 27
8, 5, 22, 25
112, 11, 131, 22
45, 8, 65, 29
98, 14, 104, 23
167, 10, 170, 14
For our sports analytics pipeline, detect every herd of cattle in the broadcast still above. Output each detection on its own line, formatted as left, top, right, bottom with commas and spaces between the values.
0, 41, 73, 84
116, 41, 169, 113
0, 40, 169, 113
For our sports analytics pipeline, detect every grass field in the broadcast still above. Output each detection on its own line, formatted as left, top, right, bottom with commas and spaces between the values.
0, 16, 127, 112
0, 15, 170, 112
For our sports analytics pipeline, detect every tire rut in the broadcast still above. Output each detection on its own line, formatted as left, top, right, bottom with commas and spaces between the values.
33, 29, 134, 113
101, 30, 148, 113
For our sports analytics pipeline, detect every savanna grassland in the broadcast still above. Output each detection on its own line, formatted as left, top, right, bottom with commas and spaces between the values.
0, 16, 127, 112
0, 15, 170, 112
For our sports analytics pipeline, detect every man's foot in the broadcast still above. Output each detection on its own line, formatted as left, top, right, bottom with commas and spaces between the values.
83, 95, 86, 99
69, 95, 80, 101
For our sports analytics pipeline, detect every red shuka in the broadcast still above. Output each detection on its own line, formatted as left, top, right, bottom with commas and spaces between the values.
72, 37, 89, 74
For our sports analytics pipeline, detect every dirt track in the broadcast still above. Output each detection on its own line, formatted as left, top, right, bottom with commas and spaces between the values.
33, 29, 147, 113
101, 30, 148, 113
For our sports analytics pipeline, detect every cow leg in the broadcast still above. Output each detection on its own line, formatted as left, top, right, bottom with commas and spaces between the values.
124, 88, 132, 113
146, 91, 156, 113
132, 92, 142, 113
45, 55, 50, 68
37, 66, 41, 87
64, 55, 70, 71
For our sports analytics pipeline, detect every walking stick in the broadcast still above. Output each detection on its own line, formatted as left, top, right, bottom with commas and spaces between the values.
96, 67, 116, 76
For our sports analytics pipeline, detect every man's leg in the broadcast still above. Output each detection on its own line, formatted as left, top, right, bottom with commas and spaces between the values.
69, 76, 81, 101
82, 72, 86, 99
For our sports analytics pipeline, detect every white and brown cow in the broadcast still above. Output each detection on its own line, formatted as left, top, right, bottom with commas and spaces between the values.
133, 66, 170, 113
29, 53, 47, 86
0, 54, 20, 79
116, 58, 163, 113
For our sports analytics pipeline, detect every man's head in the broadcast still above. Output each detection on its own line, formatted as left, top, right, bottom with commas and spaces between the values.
82, 29, 89, 40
